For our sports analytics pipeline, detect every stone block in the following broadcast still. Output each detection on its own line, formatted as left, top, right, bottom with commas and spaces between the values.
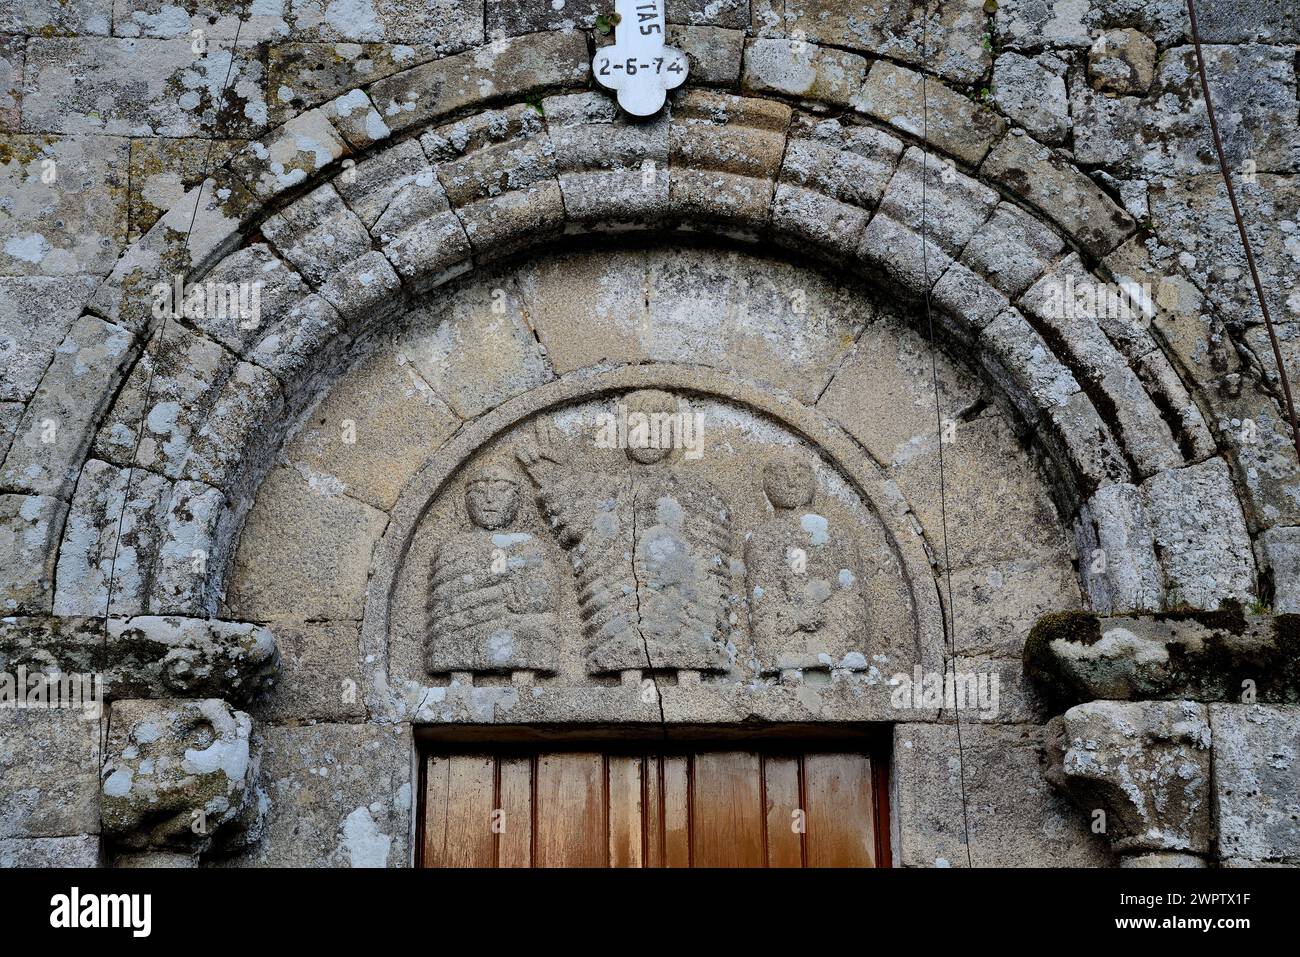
741, 38, 867, 107
226, 465, 387, 621
126, 137, 245, 242
287, 0, 483, 46
854, 60, 1007, 165
948, 554, 1082, 659
1142, 458, 1255, 609
0, 134, 129, 277
0, 708, 101, 839
53, 459, 169, 617
262, 183, 373, 288
150, 481, 226, 614
230, 107, 350, 201
857, 213, 952, 300
1077, 482, 1163, 613
368, 31, 588, 136
320, 88, 390, 151
0, 276, 99, 403
877, 147, 1000, 258
105, 616, 279, 702
0, 495, 63, 614
991, 52, 1069, 145
285, 341, 461, 511
184, 360, 285, 493
0, 35, 19, 132
249, 620, 365, 723
666, 25, 743, 86
0, 835, 101, 867
981, 132, 1135, 257
225, 723, 411, 867
318, 250, 404, 332
1088, 28, 1156, 95
334, 137, 429, 229
893, 722, 1110, 867
1262, 526, 1300, 613
960, 202, 1064, 299
112, 0, 290, 41
23, 37, 266, 138
1211, 704, 1300, 863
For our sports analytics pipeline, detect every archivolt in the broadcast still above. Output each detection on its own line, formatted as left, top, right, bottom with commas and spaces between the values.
0, 50, 1252, 621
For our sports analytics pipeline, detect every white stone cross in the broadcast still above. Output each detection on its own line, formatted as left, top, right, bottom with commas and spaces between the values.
592, 0, 688, 117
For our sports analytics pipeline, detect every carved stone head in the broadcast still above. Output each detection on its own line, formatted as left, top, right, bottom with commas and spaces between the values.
763, 453, 814, 510
465, 464, 521, 530
624, 389, 678, 465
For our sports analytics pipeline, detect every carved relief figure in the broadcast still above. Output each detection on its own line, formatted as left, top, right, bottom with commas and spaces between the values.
744, 453, 868, 673
516, 390, 734, 674
426, 464, 560, 675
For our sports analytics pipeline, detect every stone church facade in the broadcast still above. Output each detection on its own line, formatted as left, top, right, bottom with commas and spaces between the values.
0, 0, 1297, 867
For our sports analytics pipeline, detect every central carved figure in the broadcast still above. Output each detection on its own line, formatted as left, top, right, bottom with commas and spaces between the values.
516, 390, 735, 674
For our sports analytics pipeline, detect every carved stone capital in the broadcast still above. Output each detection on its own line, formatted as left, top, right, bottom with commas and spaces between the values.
101, 698, 261, 854
1045, 700, 1211, 860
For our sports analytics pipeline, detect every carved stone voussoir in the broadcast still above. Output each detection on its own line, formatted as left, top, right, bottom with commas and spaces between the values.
1046, 700, 1212, 861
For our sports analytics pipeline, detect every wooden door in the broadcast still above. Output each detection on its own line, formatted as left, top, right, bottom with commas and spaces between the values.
420, 747, 886, 868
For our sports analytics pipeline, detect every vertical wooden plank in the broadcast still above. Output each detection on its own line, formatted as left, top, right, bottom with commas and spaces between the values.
607, 756, 644, 868
534, 752, 606, 867
804, 753, 876, 868
423, 754, 496, 867
691, 751, 764, 868
497, 756, 532, 868
422, 755, 450, 868
661, 755, 691, 867
763, 755, 804, 868
644, 756, 665, 868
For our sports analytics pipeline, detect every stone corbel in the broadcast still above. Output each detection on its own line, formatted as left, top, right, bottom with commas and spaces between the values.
100, 697, 264, 865
1045, 700, 1212, 867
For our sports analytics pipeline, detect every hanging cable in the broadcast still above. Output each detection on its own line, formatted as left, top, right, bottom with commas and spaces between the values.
101, 10, 251, 629
920, 2, 975, 868
1186, 0, 1300, 464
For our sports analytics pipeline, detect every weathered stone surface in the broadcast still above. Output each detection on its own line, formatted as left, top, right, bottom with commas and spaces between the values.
223, 722, 411, 867
0, 403, 20, 462
1211, 704, 1300, 863
368, 31, 588, 136
544, 92, 670, 229
261, 182, 372, 287
949, 554, 1082, 659
1, 1, 111, 37
819, 309, 982, 468
1142, 458, 1255, 609
877, 147, 1000, 258
101, 698, 255, 851
54, 459, 169, 616
288, 0, 482, 47
0, 276, 99, 403
773, 113, 901, 259
92, 323, 232, 478
371, 174, 472, 292
249, 620, 363, 723
741, 38, 866, 107
668, 91, 791, 233
334, 136, 428, 229
666, 25, 743, 86
1077, 482, 1163, 612
226, 465, 387, 621
105, 616, 280, 702
960, 202, 1064, 299
267, 42, 437, 127
0, 835, 101, 867
854, 61, 1007, 165
993, 0, 1190, 50
930, 261, 1010, 340
0, 709, 101, 839
112, 0, 289, 41
23, 37, 266, 138
982, 132, 1135, 257
318, 249, 403, 331
0, 35, 20, 132
1262, 527, 1300, 613
1046, 700, 1211, 856
991, 52, 1069, 145
857, 213, 953, 301
1088, 28, 1155, 95
1026, 610, 1300, 705
126, 137, 244, 242
230, 106, 349, 200
401, 278, 553, 418
893, 722, 1110, 867
285, 340, 460, 511
184, 360, 285, 492
754, 0, 989, 84
0, 495, 63, 614
321, 88, 389, 150
0, 134, 129, 277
